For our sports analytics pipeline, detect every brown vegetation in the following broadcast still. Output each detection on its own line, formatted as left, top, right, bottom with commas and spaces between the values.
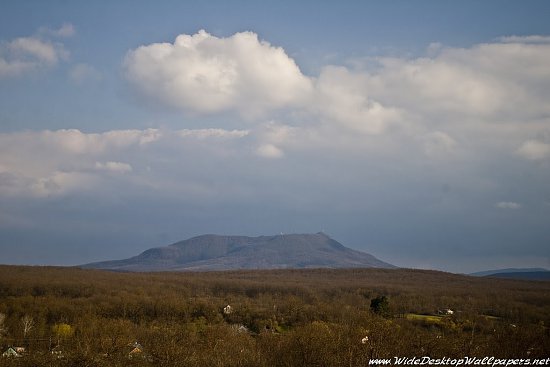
0, 266, 549, 366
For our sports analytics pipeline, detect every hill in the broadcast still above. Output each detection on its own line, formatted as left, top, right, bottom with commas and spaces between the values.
81, 232, 395, 271
485, 271, 550, 281
470, 268, 549, 277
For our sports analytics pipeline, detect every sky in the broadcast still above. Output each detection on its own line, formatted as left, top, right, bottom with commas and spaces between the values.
1, 1, 550, 273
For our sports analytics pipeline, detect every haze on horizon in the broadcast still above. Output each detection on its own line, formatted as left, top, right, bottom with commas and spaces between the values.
1, 1, 549, 274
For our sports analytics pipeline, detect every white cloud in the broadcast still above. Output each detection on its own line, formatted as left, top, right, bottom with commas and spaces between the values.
30, 171, 96, 197
320, 39, 550, 134
517, 140, 550, 160
496, 201, 521, 209
498, 35, 550, 44
124, 30, 550, 150
37, 128, 162, 154
8, 37, 62, 64
0, 128, 164, 197
312, 66, 401, 134
0, 27, 70, 78
363, 54, 503, 120
256, 144, 284, 159
0, 127, 259, 198
124, 30, 312, 117
251, 122, 303, 159
95, 161, 133, 173
177, 128, 249, 139
1, 37, 65, 77
3, 32, 550, 207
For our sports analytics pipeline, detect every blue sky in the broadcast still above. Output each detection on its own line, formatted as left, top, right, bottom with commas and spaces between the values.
1, 1, 550, 272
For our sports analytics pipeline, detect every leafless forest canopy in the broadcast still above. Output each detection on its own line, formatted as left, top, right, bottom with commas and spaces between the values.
0, 266, 549, 366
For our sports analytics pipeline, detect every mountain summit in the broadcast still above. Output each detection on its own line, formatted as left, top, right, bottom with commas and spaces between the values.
82, 233, 395, 271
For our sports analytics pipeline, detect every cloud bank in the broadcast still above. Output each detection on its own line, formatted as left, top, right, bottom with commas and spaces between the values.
124, 31, 550, 141
0, 127, 249, 198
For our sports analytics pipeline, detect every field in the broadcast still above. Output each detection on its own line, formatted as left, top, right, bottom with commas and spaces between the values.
404, 314, 444, 323
0, 265, 549, 366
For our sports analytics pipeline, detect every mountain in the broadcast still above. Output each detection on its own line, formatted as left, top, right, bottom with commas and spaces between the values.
82, 233, 395, 271
483, 271, 550, 281
470, 268, 549, 277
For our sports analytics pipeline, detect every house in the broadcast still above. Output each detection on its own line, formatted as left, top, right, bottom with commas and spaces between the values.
13, 347, 25, 354
128, 346, 143, 357
128, 341, 144, 358
223, 305, 233, 315
2, 347, 22, 358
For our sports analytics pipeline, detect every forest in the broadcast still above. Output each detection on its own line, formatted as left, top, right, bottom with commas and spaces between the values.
0, 265, 549, 366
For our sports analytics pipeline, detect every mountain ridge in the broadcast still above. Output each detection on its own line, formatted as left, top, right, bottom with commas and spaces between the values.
82, 233, 395, 271
470, 267, 549, 277
483, 271, 550, 281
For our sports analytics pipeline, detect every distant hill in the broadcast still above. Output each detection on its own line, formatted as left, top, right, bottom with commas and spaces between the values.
484, 271, 550, 281
470, 268, 549, 277
82, 233, 395, 272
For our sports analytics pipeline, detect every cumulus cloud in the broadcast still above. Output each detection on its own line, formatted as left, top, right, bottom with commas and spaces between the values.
124, 30, 550, 149
356, 44, 550, 122
312, 66, 401, 134
496, 201, 522, 209
4, 31, 548, 198
315, 56, 543, 141
124, 30, 312, 117
0, 26, 70, 78
1, 37, 66, 77
517, 140, 550, 160
8, 37, 63, 64
305, 35, 550, 142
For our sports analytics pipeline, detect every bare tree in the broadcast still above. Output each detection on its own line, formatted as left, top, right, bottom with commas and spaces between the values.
21, 315, 35, 338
